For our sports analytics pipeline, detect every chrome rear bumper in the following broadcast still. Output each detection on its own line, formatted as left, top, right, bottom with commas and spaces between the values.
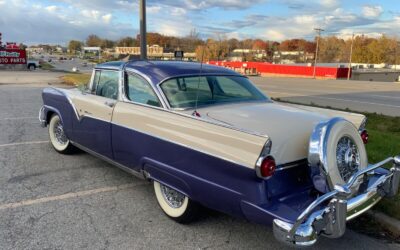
273, 156, 400, 247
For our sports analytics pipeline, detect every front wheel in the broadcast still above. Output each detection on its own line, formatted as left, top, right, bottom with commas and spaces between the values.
48, 114, 76, 154
153, 181, 200, 223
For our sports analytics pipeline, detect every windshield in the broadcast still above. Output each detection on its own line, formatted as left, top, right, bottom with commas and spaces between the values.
160, 75, 268, 109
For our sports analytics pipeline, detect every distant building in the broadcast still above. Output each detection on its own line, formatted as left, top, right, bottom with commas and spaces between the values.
115, 45, 163, 56
55, 46, 67, 53
26, 47, 44, 54
273, 51, 314, 64
227, 49, 268, 62
83, 47, 101, 54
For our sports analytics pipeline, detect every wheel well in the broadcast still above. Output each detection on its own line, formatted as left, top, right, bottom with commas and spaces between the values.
46, 111, 55, 124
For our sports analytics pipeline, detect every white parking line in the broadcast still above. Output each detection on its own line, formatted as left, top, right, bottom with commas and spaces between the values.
0, 183, 143, 210
0, 141, 49, 148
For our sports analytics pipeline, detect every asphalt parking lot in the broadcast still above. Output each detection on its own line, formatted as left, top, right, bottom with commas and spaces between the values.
0, 71, 399, 249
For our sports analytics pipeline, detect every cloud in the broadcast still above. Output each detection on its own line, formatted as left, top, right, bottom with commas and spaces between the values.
221, 6, 383, 41
102, 14, 112, 24
362, 5, 383, 18
0, 0, 136, 44
45, 5, 58, 12
1, 0, 399, 45
281, 0, 339, 12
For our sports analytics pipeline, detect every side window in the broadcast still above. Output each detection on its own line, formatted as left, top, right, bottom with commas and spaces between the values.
126, 74, 161, 107
91, 71, 101, 93
94, 71, 119, 100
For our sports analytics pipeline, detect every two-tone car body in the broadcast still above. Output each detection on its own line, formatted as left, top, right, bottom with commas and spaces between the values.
39, 61, 400, 246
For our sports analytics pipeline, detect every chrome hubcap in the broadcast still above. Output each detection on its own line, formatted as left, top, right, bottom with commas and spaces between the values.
336, 136, 360, 182
160, 184, 185, 208
53, 120, 67, 145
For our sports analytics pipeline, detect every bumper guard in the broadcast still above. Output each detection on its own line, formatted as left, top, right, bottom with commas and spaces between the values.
273, 156, 400, 247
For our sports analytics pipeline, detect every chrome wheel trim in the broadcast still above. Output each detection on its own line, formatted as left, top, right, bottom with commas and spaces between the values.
336, 136, 360, 182
160, 183, 186, 208
53, 120, 68, 145
49, 115, 70, 151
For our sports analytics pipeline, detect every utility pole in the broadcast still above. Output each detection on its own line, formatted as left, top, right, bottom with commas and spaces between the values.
347, 33, 355, 80
313, 28, 324, 79
139, 0, 147, 60
395, 41, 400, 71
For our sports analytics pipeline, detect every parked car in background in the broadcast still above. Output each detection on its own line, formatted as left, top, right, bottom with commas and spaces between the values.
27, 60, 39, 70
39, 61, 400, 247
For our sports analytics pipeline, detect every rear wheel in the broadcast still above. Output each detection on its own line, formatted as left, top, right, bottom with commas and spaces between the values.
48, 114, 75, 154
153, 181, 200, 223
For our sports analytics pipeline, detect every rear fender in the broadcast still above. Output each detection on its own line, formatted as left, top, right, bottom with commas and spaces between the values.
141, 157, 193, 198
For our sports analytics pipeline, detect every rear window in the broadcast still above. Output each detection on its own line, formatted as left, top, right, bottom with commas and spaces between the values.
160, 75, 268, 109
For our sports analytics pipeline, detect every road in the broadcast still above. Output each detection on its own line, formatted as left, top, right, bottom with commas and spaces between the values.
0, 71, 399, 249
50, 57, 95, 73
250, 76, 400, 116
32, 53, 95, 73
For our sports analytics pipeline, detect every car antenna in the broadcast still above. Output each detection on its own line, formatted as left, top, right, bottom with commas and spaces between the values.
192, 45, 206, 117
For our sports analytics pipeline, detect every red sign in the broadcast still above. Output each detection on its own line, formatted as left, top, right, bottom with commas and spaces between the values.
0, 49, 27, 64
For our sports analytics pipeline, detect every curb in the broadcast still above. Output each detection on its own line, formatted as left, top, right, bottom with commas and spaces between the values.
367, 210, 400, 237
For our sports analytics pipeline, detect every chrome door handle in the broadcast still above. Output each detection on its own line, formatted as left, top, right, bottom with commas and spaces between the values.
104, 101, 116, 108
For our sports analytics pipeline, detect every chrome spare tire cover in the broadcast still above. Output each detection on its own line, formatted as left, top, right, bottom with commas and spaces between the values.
308, 117, 368, 193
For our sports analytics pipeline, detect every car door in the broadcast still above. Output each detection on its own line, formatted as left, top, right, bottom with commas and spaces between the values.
112, 72, 162, 169
70, 69, 120, 159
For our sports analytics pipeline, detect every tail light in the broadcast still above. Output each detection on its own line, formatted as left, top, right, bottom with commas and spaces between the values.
360, 130, 369, 144
256, 156, 276, 179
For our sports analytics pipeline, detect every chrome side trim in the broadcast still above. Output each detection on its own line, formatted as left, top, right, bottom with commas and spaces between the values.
358, 117, 368, 132
70, 141, 146, 180
275, 159, 308, 172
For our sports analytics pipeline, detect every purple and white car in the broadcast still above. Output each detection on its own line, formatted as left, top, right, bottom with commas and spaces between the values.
39, 61, 400, 246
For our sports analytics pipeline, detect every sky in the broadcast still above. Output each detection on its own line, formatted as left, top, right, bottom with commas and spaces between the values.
0, 0, 399, 45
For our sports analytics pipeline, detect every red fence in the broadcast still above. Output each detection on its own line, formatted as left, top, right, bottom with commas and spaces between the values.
208, 61, 350, 79
0, 49, 27, 64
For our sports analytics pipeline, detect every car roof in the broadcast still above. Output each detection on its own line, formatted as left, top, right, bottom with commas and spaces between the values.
95, 60, 242, 85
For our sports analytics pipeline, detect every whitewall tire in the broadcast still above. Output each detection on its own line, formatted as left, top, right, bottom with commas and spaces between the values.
326, 120, 368, 191
48, 114, 75, 154
153, 181, 200, 223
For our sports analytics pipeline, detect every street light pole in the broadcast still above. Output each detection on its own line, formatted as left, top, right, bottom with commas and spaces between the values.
347, 33, 355, 81
313, 28, 324, 79
139, 0, 147, 60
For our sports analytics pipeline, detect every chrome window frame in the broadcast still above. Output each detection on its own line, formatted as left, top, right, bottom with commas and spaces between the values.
121, 68, 167, 109
88, 68, 122, 101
